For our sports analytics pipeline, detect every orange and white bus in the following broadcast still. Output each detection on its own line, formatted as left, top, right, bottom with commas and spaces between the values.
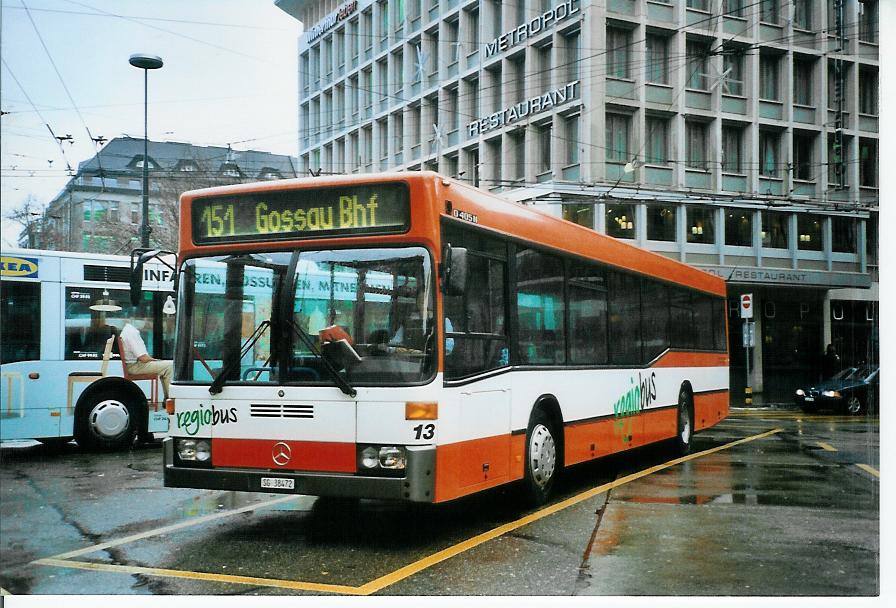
135, 171, 728, 505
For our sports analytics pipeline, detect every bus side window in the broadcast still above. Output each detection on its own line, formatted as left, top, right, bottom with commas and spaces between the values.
1, 281, 41, 364
515, 249, 565, 366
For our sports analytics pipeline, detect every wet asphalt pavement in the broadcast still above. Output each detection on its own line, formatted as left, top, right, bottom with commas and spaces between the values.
0, 406, 880, 597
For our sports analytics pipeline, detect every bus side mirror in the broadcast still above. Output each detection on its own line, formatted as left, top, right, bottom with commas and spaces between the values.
442, 245, 468, 296
130, 248, 177, 306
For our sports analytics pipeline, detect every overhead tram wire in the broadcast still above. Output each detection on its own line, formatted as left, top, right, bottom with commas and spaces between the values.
22, 0, 110, 188
1, 57, 74, 175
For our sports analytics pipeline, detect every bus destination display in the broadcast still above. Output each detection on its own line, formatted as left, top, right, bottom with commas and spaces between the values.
191, 183, 410, 244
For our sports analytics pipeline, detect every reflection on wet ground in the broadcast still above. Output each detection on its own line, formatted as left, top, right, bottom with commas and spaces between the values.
1, 409, 879, 596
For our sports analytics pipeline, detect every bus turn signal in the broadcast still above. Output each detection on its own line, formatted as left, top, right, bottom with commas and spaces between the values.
165, 399, 176, 415
405, 402, 438, 420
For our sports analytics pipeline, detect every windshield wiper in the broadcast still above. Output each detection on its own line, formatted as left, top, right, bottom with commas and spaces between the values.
286, 319, 357, 398
209, 320, 271, 395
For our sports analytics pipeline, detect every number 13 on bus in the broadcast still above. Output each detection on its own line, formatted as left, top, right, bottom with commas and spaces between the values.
133, 172, 728, 505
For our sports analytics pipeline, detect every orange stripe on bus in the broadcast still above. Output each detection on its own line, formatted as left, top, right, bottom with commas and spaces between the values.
694, 390, 729, 431
652, 351, 730, 368
432, 394, 728, 503
433, 434, 525, 503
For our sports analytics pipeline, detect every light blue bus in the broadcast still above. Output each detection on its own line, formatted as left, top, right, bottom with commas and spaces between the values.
1, 248, 173, 450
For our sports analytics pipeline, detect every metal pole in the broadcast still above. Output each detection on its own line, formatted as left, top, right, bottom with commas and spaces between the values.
744, 320, 752, 406
141, 67, 151, 248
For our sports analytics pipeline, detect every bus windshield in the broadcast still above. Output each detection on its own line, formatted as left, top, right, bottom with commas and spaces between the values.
175, 246, 436, 387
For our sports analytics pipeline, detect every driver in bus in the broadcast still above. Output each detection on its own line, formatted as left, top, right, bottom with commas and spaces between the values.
120, 320, 173, 399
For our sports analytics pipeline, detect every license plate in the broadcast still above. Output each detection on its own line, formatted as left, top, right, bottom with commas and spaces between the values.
261, 477, 294, 490
804, 397, 815, 402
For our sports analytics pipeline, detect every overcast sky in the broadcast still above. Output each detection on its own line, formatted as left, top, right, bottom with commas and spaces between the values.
1, 0, 303, 247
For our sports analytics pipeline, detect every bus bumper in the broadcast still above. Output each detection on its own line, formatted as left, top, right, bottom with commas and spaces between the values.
162, 438, 436, 502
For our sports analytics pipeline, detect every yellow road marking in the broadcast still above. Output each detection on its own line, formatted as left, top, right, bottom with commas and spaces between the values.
856, 464, 880, 478
32, 558, 364, 595
34, 428, 784, 595
358, 427, 784, 595
816, 442, 838, 452
48, 495, 297, 561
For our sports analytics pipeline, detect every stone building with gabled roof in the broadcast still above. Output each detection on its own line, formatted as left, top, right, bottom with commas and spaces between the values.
25, 136, 298, 254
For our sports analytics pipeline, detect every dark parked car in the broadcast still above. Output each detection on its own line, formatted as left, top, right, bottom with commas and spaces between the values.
794, 364, 879, 415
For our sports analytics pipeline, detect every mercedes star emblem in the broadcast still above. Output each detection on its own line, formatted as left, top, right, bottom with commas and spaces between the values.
272, 442, 292, 466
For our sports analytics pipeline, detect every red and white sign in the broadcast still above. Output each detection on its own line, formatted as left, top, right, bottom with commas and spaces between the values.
740, 293, 753, 319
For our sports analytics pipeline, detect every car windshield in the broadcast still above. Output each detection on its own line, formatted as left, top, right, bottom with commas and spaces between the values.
831, 367, 858, 380
832, 365, 877, 382
174, 247, 436, 387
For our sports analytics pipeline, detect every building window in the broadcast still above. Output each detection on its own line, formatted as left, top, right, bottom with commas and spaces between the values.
537, 123, 552, 175
859, 67, 878, 115
562, 204, 594, 228
724, 0, 745, 17
760, 0, 780, 24
859, 138, 878, 187
722, 49, 744, 95
687, 0, 709, 11
538, 44, 552, 93
797, 214, 823, 251
605, 113, 630, 162
793, 58, 814, 106
510, 128, 525, 181
722, 125, 743, 173
761, 210, 789, 249
759, 130, 780, 177
859, 0, 878, 44
686, 40, 709, 90
606, 27, 631, 79
831, 216, 857, 253
564, 30, 580, 82
793, 0, 812, 30
793, 133, 815, 181
828, 134, 849, 187
725, 210, 753, 247
645, 116, 669, 165
606, 203, 636, 239
647, 205, 676, 242
760, 53, 780, 100
565, 115, 580, 166
646, 35, 668, 85
687, 206, 715, 244
686, 121, 708, 170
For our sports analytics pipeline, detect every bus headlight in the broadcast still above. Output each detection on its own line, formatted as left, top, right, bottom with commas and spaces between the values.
177, 438, 211, 462
357, 444, 407, 474
379, 446, 406, 469
360, 446, 379, 469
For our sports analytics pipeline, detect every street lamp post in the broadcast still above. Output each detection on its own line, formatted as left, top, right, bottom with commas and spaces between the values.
128, 53, 163, 248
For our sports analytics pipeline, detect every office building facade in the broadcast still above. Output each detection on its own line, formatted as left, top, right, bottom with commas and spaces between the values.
276, 0, 879, 399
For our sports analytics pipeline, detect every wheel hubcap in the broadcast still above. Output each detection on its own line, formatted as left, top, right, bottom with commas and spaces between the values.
88, 400, 130, 439
847, 397, 861, 414
528, 424, 556, 489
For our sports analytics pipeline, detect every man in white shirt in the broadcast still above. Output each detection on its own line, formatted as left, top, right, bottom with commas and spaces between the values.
120, 322, 172, 399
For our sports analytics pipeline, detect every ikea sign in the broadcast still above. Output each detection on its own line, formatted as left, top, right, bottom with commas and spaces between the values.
0, 256, 39, 278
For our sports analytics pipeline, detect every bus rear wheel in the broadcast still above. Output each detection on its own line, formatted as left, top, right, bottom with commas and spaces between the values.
523, 409, 559, 506
675, 388, 694, 456
75, 389, 139, 451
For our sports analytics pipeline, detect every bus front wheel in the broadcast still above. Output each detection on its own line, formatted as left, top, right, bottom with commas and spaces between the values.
523, 409, 559, 506
75, 389, 139, 451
